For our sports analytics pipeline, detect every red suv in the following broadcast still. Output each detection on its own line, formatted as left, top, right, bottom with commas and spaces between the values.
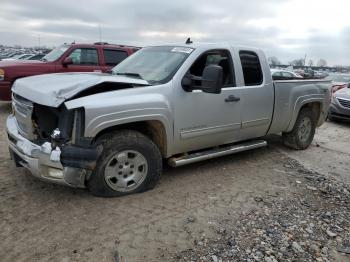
0, 42, 139, 101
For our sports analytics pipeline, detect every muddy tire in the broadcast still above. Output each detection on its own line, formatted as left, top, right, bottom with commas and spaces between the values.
282, 108, 316, 150
87, 130, 162, 197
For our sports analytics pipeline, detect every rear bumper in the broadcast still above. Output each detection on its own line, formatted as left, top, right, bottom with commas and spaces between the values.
6, 115, 87, 188
0, 81, 12, 101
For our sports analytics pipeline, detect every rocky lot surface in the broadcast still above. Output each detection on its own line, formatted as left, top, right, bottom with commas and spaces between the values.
0, 102, 349, 262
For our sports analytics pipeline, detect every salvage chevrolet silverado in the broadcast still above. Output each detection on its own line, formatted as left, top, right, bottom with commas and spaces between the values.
7, 43, 331, 197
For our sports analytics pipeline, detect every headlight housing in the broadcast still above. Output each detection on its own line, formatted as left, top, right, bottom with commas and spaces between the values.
0, 69, 4, 81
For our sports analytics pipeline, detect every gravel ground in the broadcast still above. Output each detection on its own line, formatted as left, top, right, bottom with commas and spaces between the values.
0, 102, 349, 262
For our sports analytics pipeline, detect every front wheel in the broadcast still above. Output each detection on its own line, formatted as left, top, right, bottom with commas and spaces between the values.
87, 130, 162, 197
282, 108, 316, 150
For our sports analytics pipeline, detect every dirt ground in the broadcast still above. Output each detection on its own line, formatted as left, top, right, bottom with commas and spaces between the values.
0, 101, 349, 262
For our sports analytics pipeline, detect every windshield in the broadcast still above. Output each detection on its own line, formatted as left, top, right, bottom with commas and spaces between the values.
42, 45, 70, 62
325, 74, 350, 83
112, 46, 193, 84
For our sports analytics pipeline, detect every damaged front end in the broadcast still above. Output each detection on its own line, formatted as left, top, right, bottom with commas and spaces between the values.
7, 93, 100, 188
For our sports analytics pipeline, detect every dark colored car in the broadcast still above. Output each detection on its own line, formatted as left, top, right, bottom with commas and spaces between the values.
303, 69, 315, 79
329, 82, 350, 121
0, 42, 139, 101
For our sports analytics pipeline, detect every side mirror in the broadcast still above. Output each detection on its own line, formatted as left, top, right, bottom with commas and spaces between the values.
181, 74, 193, 92
181, 65, 224, 94
200, 65, 223, 94
62, 57, 73, 67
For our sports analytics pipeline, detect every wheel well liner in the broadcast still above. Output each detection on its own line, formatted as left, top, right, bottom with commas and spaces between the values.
300, 102, 321, 124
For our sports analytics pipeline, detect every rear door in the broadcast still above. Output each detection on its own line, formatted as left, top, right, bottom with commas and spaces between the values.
101, 48, 129, 72
59, 47, 101, 73
237, 50, 274, 139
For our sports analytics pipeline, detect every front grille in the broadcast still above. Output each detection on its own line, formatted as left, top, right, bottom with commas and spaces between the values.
337, 98, 350, 108
12, 93, 34, 140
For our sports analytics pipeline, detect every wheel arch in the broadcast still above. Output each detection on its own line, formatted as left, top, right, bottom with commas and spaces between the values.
93, 120, 170, 158
286, 99, 323, 132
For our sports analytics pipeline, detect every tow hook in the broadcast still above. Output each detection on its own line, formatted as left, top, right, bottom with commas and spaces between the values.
48, 128, 100, 169
49, 128, 64, 162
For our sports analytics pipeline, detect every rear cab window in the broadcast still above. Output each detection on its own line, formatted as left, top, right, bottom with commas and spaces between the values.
239, 51, 263, 86
103, 49, 128, 66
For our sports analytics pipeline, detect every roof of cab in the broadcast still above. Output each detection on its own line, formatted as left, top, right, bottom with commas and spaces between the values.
144, 42, 263, 53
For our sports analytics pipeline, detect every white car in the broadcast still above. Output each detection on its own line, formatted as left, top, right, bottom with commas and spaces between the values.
271, 69, 303, 80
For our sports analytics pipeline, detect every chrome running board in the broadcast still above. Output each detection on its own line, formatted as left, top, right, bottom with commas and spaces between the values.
168, 140, 267, 167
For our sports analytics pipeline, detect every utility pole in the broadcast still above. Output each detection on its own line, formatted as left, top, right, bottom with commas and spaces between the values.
304, 54, 307, 67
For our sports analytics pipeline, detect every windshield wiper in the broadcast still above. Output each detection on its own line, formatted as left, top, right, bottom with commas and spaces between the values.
116, 72, 144, 80
40, 58, 47, 62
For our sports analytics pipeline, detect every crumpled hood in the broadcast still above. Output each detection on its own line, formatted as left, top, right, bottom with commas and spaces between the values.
12, 72, 149, 107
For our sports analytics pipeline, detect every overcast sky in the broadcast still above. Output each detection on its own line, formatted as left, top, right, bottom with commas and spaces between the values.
0, 0, 349, 65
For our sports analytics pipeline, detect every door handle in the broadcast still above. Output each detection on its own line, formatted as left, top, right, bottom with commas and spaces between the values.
225, 95, 240, 102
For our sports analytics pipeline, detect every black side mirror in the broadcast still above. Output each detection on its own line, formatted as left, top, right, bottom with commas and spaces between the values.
62, 57, 73, 67
200, 65, 223, 94
181, 65, 223, 94
181, 74, 193, 92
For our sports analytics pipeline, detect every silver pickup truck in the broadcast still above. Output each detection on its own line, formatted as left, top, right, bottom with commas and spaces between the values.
7, 43, 331, 197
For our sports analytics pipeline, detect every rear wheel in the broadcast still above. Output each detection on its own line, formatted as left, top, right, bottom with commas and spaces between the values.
87, 130, 162, 197
282, 108, 316, 150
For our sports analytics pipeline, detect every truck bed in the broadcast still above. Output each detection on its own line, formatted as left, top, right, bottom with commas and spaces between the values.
268, 79, 331, 135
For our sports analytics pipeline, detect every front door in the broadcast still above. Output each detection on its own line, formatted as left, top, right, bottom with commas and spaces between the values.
59, 47, 101, 73
173, 49, 242, 154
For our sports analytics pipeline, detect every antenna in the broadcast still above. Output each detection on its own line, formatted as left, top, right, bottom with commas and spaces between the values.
98, 24, 102, 43
185, 38, 193, 44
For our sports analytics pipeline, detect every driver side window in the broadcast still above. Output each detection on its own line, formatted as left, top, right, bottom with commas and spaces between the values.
68, 48, 99, 65
189, 50, 235, 87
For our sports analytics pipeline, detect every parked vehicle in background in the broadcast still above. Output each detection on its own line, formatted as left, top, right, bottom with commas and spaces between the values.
1, 54, 33, 61
0, 42, 139, 101
271, 69, 303, 80
313, 71, 328, 79
328, 82, 350, 121
294, 69, 305, 77
25, 54, 46, 61
7, 42, 331, 197
304, 69, 315, 79
0, 53, 17, 60
325, 73, 350, 93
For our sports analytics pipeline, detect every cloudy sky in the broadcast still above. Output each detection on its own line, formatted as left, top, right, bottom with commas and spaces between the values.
0, 0, 349, 65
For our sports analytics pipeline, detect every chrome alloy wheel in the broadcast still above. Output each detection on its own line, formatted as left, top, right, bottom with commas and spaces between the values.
298, 117, 312, 142
104, 150, 148, 192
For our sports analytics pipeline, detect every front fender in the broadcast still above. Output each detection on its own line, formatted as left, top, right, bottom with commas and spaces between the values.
65, 90, 174, 156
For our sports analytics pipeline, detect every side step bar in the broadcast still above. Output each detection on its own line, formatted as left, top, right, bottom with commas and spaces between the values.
168, 140, 267, 167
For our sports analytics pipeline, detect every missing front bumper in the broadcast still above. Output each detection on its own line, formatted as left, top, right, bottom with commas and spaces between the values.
6, 115, 95, 188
